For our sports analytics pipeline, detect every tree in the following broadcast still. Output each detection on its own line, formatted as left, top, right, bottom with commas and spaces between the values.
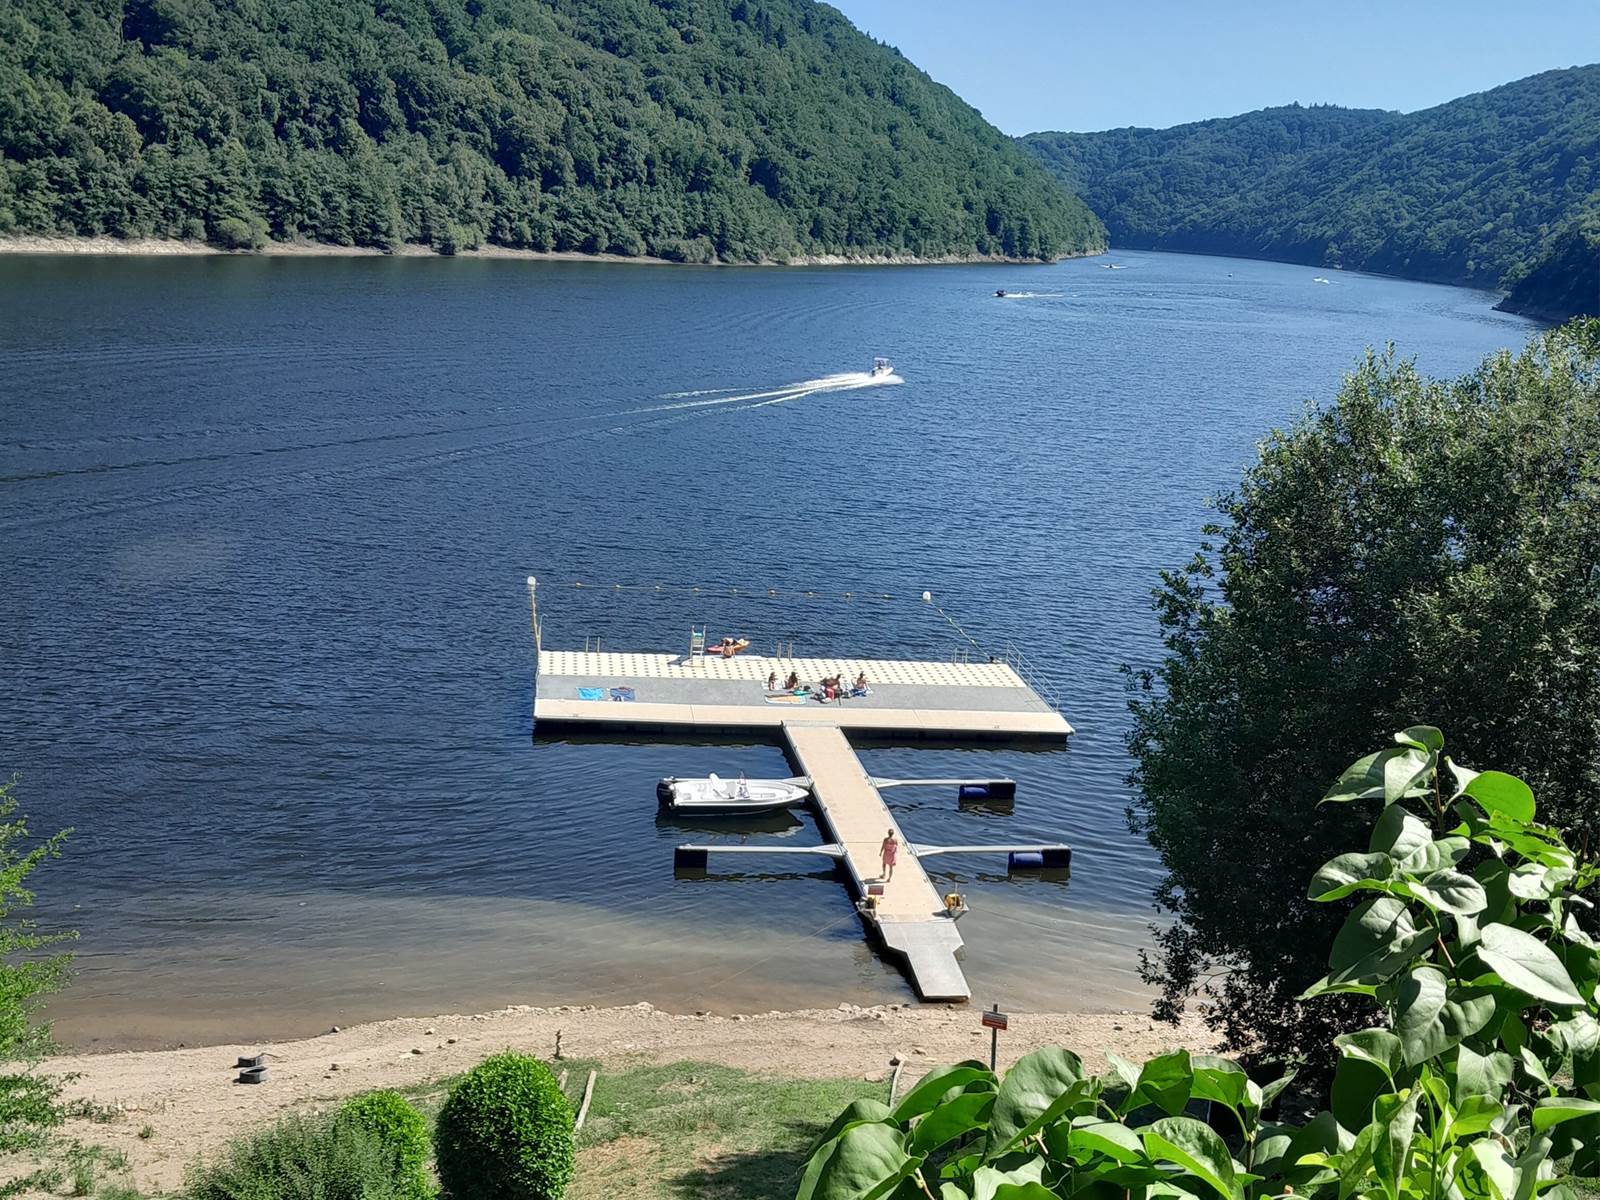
1127, 319, 1600, 1072
0, 776, 73, 1194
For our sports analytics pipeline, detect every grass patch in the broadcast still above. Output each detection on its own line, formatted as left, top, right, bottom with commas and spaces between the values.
569, 1062, 883, 1200
392, 1058, 880, 1199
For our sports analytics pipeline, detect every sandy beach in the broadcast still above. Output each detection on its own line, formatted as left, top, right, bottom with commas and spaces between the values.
48, 999, 1210, 1194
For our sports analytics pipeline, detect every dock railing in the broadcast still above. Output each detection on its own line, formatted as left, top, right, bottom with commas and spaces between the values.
1001, 641, 1062, 712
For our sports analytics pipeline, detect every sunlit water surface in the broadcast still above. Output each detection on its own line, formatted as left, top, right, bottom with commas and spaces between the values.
0, 250, 1537, 1048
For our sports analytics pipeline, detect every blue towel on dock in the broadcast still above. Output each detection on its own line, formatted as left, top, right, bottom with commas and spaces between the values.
610, 687, 636, 702
576, 687, 605, 701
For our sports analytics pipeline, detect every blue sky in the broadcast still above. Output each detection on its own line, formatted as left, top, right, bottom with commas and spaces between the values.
833, 1, 1600, 134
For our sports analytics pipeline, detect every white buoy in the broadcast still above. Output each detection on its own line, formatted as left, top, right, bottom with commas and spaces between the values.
921, 591, 931, 603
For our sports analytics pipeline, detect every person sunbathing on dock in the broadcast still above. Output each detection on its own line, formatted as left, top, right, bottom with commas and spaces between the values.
784, 670, 800, 691
853, 670, 869, 694
766, 670, 778, 691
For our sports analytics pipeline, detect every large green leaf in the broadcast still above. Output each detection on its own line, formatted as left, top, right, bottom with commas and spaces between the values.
1394, 966, 1497, 1066
1331, 1053, 1390, 1134
1476, 923, 1584, 1006
970, 1161, 1046, 1200
1309, 851, 1395, 901
1371, 1089, 1420, 1200
987, 1186, 1058, 1200
1396, 726, 1444, 753
1321, 747, 1431, 805
1455, 1043, 1516, 1102
984, 1048, 1087, 1158
1141, 1116, 1239, 1200
1552, 1012, 1600, 1097
1334, 1029, 1402, 1076
909, 1092, 995, 1155
1189, 1055, 1261, 1120
1067, 1117, 1143, 1162
1310, 897, 1438, 993
1533, 1097, 1600, 1130
806, 1099, 896, 1157
1410, 868, 1488, 916
892, 1063, 993, 1121
796, 1121, 916, 1200
1395, 835, 1470, 876
1132, 1049, 1194, 1116
1463, 771, 1536, 823
1369, 805, 1433, 860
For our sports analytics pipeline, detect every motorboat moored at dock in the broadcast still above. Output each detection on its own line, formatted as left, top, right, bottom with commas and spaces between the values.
657, 773, 811, 813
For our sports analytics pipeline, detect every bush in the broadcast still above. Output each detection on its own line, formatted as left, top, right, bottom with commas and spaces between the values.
182, 1115, 411, 1200
435, 1054, 572, 1200
209, 217, 266, 250
334, 1091, 431, 1199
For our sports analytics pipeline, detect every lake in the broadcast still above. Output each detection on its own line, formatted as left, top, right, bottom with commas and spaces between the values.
0, 249, 1538, 1049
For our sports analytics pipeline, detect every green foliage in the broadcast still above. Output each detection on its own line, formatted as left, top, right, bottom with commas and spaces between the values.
435, 1053, 573, 1200
1499, 201, 1600, 322
1125, 319, 1600, 1071
181, 1114, 415, 1200
1023, 67, 1600, 294
0, 0, 1103, 263
0, 775, 74, 1197
334, 1091, 432, 1200
801, 730, 1600, 1199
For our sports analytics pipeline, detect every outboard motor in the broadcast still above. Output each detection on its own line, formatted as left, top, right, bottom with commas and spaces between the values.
656, 778, 677, 807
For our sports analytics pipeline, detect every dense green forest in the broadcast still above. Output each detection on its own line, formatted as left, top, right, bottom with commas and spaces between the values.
1024, 104, 1391, 245
0, 0, 1104, 262
1498, 205, 1600, 320
1023, 67, 1600, 316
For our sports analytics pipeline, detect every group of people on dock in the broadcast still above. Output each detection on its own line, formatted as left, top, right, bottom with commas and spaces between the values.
765, 668, 871, 701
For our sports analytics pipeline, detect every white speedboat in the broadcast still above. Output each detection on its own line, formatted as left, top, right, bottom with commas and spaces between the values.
870, 356, 893, 378
657, 773, 811, 813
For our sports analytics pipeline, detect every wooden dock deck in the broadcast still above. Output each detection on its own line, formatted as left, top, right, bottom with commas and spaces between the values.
782, 722, 971, 1000
533, 650, 1074, 740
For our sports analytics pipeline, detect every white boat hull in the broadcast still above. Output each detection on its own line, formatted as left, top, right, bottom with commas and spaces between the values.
658, 776, 811, 813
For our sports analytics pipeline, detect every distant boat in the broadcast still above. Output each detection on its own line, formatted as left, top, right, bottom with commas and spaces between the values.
870, 356, 894, 377
1313, 276, 1331, 284
657, 773, 811, 814
1102, 263, 1123, 270
995, 289, 1007, 297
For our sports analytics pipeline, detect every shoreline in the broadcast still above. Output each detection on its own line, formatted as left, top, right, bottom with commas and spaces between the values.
48, 998, 1208, 1194
0, 234, 1099, 267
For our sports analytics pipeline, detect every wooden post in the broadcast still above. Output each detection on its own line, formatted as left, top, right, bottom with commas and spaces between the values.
574, 1069, 597, 1132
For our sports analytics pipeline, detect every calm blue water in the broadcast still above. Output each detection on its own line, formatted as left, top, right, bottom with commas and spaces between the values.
0, 250, 1538, 1048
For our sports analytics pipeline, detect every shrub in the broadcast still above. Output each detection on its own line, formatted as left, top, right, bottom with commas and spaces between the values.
209, 217, 266, 250
801, 727, 1600, 1199
435, 1054, 573, 1200
182, 1114, 410, 1200
334, 1091, 431, 1199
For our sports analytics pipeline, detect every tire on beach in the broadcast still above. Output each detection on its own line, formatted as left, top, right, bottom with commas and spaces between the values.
435, 1052, 575, 1200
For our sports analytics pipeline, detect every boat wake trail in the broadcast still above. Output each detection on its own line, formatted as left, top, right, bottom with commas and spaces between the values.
998, 292, 1065, 300
626, 371, 902, 416
655, 386, 744, 399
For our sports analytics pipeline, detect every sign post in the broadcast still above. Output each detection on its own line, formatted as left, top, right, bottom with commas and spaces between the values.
981, 1003, 1009, 1071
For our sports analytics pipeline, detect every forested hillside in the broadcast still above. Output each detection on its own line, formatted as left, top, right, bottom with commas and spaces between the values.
0, 0, 1104, 262
1498, 206, 1600, 320
1023, 104, 1390, 246
1023, 67, 1600, 311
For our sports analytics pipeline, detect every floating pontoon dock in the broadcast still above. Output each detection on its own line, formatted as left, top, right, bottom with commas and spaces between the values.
526, 577, 1075, 1002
